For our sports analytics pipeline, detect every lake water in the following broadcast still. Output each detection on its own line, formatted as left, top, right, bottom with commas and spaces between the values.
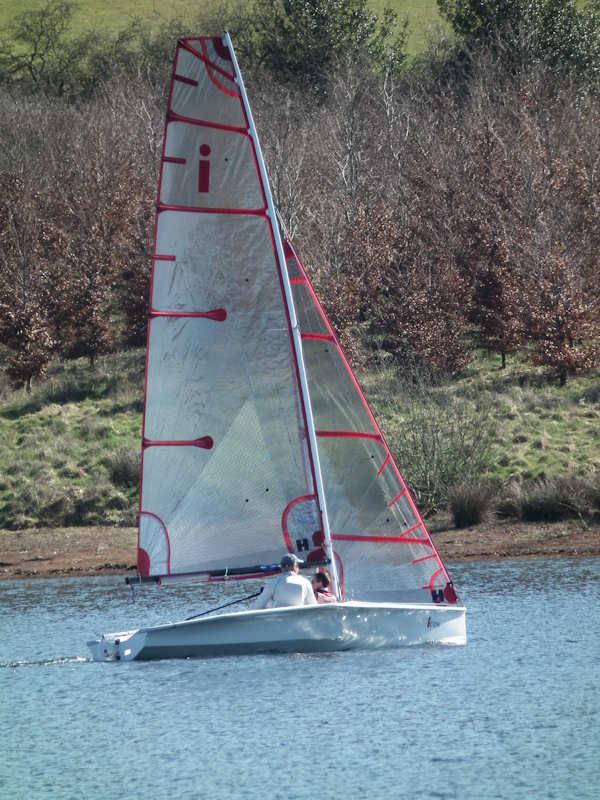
1, 557, 599, 800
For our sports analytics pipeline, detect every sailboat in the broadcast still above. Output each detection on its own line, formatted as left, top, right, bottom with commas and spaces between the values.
88, 34, 466, 661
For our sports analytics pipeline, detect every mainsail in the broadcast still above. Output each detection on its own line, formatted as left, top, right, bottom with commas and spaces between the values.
138, 34, 458, 605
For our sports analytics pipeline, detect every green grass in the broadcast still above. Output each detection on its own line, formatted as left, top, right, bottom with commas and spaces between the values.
0, 350, 144, 529
459, 355, 600, 481
371, 0, 447, 54
0, 348, 598, 529
363, 351, 600, 484
0, 0, 446, 57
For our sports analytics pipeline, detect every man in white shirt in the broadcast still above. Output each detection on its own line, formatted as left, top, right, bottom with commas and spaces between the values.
254, 553, 317, 609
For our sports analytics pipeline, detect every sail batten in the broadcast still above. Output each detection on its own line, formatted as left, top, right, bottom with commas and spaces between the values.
165, 114, 250, 134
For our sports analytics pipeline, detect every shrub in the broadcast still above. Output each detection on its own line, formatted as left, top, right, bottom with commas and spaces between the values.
584, 470, 600, 520
65, 481, 131, 526
0, 477, 74, 528
383, 372, 496, 513
105, 448, 139, 489
578, 382, 600, 404
448, 481, 497, 528
519, 475, 596, 522
495, 482, 523, 519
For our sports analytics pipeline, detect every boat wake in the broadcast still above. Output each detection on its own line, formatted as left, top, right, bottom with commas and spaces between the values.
0, 655, 90, 669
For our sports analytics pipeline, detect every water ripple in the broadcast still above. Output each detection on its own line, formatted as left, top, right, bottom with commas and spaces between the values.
0, 655, 90, 669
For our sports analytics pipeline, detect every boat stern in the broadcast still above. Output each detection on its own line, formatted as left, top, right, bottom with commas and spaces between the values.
87, 629, 145, 662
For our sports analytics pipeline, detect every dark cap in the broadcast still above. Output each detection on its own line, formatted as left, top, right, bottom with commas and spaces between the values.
280, 553, 304, 569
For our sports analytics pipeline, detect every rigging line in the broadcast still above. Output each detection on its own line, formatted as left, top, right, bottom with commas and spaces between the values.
185, 590, 264, 620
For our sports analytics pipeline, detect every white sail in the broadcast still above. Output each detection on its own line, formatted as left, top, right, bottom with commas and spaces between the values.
138, 37, 320, 578
283, 241, 459, 603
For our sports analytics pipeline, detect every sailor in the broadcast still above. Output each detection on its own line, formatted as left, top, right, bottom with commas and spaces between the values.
254, 553, 317, 609
311, 571, 336, 603
307, 530, 345, 598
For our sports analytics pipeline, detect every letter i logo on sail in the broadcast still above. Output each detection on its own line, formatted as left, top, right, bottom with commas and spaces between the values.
198, 144, 211, 192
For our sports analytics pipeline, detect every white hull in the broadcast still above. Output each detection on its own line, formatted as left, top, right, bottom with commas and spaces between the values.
88, 601, 466, 661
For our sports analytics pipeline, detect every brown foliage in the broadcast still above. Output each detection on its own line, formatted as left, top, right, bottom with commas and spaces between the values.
0, 83, 156, 378
0, 49, 598, 386
0, 175, 56, 389
528, 255, 599, 385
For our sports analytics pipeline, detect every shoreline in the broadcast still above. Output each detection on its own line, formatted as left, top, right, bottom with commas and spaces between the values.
1, 520, 599, 580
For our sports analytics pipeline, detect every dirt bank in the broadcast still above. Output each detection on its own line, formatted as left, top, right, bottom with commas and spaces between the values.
1, 519, 598, 580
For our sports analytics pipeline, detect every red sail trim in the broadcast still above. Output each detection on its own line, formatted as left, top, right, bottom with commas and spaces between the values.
179, 38, 237, 84
173, 73, 199, 87
157, 203, 268, 216
211, 36, 232, 62
285, 240, 455, 590
290, 277, 305, 285
286, 240, 379, 431
166, 109, 247, 135
218, 53, 323, 527
377, 453, 392, 476
143, 437, 214, 449
301, 333, 334, 342
412, 553, 437, 565
387, 488, 407, 509
282, 494, 317, 553
332, 533, 433, 546
223, 56, 324, 545
137, 547, 151, 577
263, 221, 324, 543
316, 430, 382, 441
162, 78, 269, 216
424, 567, 444, 590
199, 38, 239, 98
150, 309, 227, 321
139, 511, 172, 576
137, 332, 153, 577
137, 37, 245, 580
163, 156, 186, 165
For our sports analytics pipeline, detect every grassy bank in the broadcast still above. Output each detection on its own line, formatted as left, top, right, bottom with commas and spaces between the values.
0, 349, 598, 530
366, 354, 600, 482
364, 354, 600, 525
0, 0, 445, 57
0, 351, 144, 529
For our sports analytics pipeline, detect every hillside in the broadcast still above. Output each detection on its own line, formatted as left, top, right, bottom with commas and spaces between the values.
0, 350, 598, 532
1, 0, 598, 539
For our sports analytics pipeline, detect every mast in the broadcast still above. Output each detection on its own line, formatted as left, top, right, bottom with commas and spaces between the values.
225, 32, 341, 600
